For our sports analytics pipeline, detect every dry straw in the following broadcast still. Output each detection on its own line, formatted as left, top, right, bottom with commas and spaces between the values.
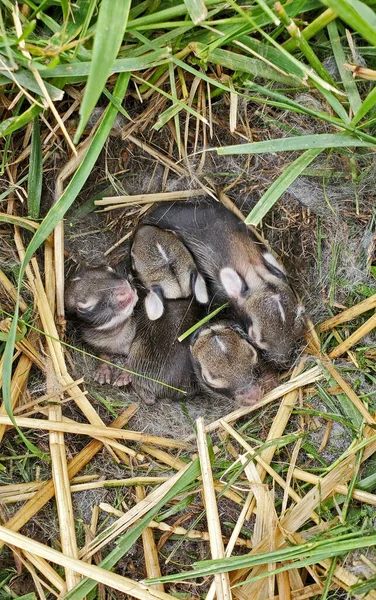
48, 403, 81, 590
0, 526, 178, 600
195, 362, 320, 436
1, 29, 376, 597
0, 414, 186, 447
318, 292, 376, 332
12, 225, 130, 461
0, 407, 137, 550
136, 486, 165, 593
328, 313, 376, 358
0, 268, 28, 311
0, 353, 32, 443
196, 417, 232, 600
80, 461, 195, 560
98, 505, 253, 549
95, 189, 207, 210
0, 477, 169, 504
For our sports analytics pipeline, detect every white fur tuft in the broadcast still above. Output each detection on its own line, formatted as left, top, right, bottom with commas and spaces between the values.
145, 290, 164, 321
77, 299, 96, 310
296, 304, 305, 321
194, 273, 209, 304
220, 267, 243, 299
156, 243, 169, 263
214, 336, 226, 353
271, 294, 286, 323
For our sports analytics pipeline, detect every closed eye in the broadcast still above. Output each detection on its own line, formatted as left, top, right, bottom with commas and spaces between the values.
201, 368, 226, 389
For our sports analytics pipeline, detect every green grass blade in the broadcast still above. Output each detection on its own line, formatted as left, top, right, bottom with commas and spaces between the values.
225, 0, 343, 96
0, 8, 16, 68
72, 0, 97, 59
183, 0, 207, 24
350, 86, 376, 126
126, 0, 218, 28
168, 61, 182, 152
0, 58, 64, 100
27, 117, 42, 219
314, 81, 350, 124
17, 18, 37, 42
322, 0, 376, 46
153, 102, 182, 131
245, 148, 323, 226
61, 0, 69, 21
1, 72, 130, 465
253, 0, 280, 26
0, 175, 29, 201
0, 104, 42, 137
64, 458, 202, 599
178, 303, 229, 342
146, 532, 376, 583
283, 8, 337, 52
242, 81, 376, 144
276, 4, 337, 88
40, 49, 170, 78
327, 20, 362, 115
350, 576, 376, 597
217, 133, 374, 155
199, 45, 299, 85
235, 35, 304, 78
133, 74, 208, 125
102, 88, 131, 121
75, 0, 131, 141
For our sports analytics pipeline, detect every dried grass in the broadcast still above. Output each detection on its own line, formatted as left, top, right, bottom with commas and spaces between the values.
0, 73, 375, 600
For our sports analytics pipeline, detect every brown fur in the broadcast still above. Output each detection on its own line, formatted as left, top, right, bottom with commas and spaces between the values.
132, 226, 196, 297
131, 225, 208, 320
127, 298, 203, 404
65, 266, 138, 383
143, 200, 307, 366
190, 321, 261, 405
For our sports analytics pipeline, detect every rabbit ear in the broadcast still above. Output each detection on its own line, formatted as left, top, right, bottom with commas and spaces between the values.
192, 272, 209, 304
262, 252, 286, 279
145, 289, 164, 320
220, 267, 244, 299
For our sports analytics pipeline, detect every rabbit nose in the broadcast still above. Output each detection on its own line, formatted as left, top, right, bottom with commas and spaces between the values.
235, 383, 261, 406
115, 283, 137, 307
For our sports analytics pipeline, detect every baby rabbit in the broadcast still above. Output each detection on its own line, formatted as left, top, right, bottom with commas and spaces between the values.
131, 225, 208, 320
127, 298, 203, 404
143, 200, 306, 367
65, 269, 267, 405
190, 321, 262, 405
127, 301, 264, 406
65, 266, 138, 385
